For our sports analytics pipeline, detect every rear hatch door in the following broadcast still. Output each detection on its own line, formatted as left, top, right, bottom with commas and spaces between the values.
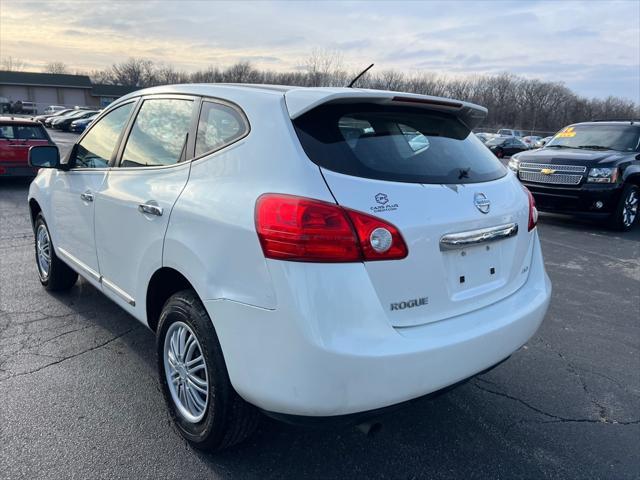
288, 92, 534, 327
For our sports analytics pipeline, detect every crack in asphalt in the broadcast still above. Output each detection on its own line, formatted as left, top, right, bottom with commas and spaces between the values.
0, 326, 141, 383
473, 380, 639, 426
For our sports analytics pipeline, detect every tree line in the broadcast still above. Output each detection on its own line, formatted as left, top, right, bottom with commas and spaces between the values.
5, 55, 639, 135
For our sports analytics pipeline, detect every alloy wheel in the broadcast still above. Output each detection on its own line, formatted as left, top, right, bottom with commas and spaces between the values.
622, 189, 638, 227
164, 321, 209, 423
36, 224, 51, 280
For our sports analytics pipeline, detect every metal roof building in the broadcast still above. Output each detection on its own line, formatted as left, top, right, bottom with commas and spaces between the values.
0, 71, 137, 113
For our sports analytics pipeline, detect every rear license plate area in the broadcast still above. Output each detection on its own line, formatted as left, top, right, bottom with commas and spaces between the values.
442, 243, 505, 299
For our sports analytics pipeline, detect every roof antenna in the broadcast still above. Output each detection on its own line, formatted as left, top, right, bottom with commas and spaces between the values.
347, 63, 374, 88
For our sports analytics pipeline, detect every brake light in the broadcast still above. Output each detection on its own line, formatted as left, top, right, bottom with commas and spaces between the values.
255, 194, 408, 262
524, 187, 538, 231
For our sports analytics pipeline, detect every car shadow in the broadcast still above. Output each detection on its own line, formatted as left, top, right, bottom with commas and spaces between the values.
538, 211, 640, 239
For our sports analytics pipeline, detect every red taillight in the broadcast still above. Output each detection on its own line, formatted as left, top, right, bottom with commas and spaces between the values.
524, 187, 538, 231
255, 194, 408, 262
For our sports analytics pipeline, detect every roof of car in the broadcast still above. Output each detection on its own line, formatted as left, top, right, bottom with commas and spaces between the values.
116, 83, 488, 127
0, 116, 40, 125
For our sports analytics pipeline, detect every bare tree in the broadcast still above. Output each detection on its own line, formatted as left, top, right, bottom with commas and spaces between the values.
1, 56, 26, 71
110, 58, 157, 87
81, 54, 639, 133
42, 62, 69, 74
223, 62, 259, 83
304, 49, 344, 87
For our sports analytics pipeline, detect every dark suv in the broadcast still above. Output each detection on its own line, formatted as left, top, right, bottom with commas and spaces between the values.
509, 121, 640, 230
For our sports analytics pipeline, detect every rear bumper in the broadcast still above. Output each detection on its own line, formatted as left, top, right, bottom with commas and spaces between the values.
524, 182, 624, 215
206, 233, 551, 417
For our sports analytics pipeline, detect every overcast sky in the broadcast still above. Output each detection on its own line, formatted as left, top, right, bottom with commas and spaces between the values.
1, 0, 638, 101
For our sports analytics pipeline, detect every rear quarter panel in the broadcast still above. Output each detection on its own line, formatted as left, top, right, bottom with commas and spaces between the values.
163, 93, 335, 309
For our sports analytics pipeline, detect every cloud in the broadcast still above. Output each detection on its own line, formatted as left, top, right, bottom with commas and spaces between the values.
0, 0, 638, 101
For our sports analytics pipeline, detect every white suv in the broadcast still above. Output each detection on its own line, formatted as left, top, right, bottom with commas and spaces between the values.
27, 85, 552, 450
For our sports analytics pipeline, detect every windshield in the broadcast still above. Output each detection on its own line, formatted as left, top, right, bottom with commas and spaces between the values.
293, 103, 506, 184
547, 124, 640, 152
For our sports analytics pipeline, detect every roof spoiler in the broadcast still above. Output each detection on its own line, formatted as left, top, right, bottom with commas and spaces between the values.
285, 88, 488, 130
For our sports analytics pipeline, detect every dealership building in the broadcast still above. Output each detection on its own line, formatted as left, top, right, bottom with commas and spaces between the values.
0, 71, 136, 113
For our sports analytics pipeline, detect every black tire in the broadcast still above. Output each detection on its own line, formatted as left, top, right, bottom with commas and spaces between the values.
34, 213, 78, 291
157, 289, 260, 451
609, 184, 639, 231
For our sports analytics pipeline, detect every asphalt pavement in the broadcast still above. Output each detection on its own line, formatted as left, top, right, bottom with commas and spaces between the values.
0, 130, 638, 479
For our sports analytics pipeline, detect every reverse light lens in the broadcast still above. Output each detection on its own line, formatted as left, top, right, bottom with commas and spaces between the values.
588, 167, 618, 183
524, 187, 538, 231
370, 228, 393, 253
255, 194, 408, 262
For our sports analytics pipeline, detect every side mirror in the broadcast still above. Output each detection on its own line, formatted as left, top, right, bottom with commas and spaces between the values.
29, 145, 61, 169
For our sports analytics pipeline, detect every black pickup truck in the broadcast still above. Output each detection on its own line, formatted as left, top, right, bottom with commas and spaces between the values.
509, 121, 640, 231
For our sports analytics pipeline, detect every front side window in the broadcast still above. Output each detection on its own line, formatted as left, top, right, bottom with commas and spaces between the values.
294, 103, 506, 184
195, 101, 248, 157
121, 98, 194, 168
74, 102, 134, 169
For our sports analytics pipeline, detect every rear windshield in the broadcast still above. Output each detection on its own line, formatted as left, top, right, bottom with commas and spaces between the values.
293, 103, 506, 184
0, 124, 48, 140
546, 124, 640, 152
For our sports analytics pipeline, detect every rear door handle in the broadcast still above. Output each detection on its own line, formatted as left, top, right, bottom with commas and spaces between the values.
138, 202, 163, 217
80, 191, 94, 202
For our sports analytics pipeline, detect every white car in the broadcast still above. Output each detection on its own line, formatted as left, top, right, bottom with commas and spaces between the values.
497, 128, 524, 138
27, 85, 552, 451
43, 105, 66, 115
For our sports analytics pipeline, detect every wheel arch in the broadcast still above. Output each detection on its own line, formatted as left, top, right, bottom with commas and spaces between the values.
28, 198, 42, 230
623, 172, 640, 186
146, 267, 201, 333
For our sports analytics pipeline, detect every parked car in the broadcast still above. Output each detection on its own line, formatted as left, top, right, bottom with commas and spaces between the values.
43, 105, 66, 115
55, 110, 99, 131
48, 109, 90, 128
475, 132, 494, 144
69, 114, 99, 133
535, 136, 553, 148
27, 85, 551, 451
509, 121, 640, 230
497, 128, 524, 138
522, 136, 543, 149
33, 108, 74, 124
0, 117, 52, 177
485, 136, 529, 158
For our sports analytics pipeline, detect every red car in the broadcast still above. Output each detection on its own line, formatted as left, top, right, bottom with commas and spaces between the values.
0, 117, 53, 177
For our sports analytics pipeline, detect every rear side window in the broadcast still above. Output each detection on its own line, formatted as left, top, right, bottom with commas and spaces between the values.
293, 103, 506, 184
0, 125, 47, 140
15, 125, 48, 140
121, 98, 194, 168
0, 125, 15, 138
195, 101, 248, 157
